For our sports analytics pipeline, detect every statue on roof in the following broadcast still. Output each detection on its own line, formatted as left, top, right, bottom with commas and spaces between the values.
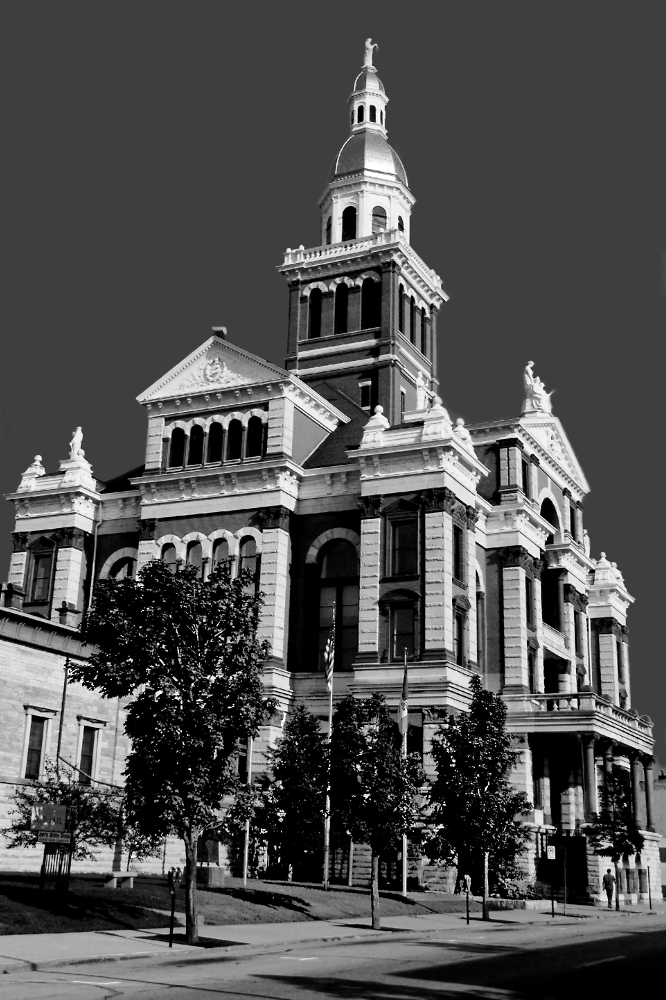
363, 38, 378, 69
69, 426, 85, 461
415, 371, 428, 411
522, 361, 553, 415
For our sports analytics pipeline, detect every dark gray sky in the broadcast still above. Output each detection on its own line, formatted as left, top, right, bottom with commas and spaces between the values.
1, 3, 664, 757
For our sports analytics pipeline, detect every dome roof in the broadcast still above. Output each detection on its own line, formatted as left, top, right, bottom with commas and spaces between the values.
329, 131, 408, 186
353, 68, 385, 94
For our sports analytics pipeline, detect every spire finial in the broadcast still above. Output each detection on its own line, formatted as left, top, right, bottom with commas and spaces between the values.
362, 38, 378, 70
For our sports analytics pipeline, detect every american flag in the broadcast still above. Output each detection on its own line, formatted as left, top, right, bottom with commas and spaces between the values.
324, 608, 336, 691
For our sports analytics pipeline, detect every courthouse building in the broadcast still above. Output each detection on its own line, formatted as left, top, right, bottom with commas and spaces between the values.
0, 44, 659, 900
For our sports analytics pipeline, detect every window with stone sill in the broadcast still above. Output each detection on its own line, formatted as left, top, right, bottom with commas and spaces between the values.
28, 547, 54, 604
168, 427, 186, 468
525, 574, 535, 628
161, 543, 178, 574
239, 536, 260, 595
78, 725, 97, 786
389, 518, 418, 577
453, 608, 465, 666
390, 602, 416, 662
318, 539, 359, 674
24, 715, 47, 780
452, 523, 465, 586
521, 456, 530, 496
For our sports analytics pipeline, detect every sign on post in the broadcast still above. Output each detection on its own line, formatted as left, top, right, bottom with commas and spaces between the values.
37, 832, 71, 844
546, 845, 556, 860
31, 804, 67, 832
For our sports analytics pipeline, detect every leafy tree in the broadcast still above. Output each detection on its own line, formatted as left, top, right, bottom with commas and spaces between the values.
70, 559, 271, 943
330, 694, 424, 929
425, 674, 531, 919
586, 766, 643, 910
263, 704, 329, 879
1, 759, 121, 861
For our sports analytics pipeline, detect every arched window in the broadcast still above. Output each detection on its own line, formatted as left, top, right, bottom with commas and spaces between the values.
161, 543, 178, 574
239, 536, 260, 594
186, 541, 203, 575
212, 538, 229, 568
341, 206, 357, 242
168, 428, 185, 468
187, 425, 204, 466
357, 105, 364, 123
325, 216, 332, 246
334, 283, 348, 335
540, 499, 559, 545
369, 105, 376, 122
361, 277, 381, 329
318, 539, 359, 674
398, 284, 405, 333
227, 419, 243, 461
245, 416, 263, 458
308, 288, 322, 338
207, 422, 223, 463
109, 557, 135, 580
371, 205, 387, 234
398, 215, 405, 233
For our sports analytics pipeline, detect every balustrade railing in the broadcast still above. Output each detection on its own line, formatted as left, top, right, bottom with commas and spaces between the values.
530, 692, 652, 734
542, 622, 569, 650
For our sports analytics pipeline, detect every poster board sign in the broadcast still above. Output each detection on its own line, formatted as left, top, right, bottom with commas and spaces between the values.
37, 832, 71, 844
546, 845, 556, 860
31, 804, 67, 832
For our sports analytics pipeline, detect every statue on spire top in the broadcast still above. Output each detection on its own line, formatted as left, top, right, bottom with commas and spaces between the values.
363, 38, 378, 70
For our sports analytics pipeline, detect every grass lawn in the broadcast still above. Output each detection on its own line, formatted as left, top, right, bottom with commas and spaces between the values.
0, 872, 477, 936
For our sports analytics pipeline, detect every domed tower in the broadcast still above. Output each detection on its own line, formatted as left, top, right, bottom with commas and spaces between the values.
279, 41, 448, 428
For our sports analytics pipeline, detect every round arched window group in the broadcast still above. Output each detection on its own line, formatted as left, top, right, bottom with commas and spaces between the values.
167, 416, 265, 469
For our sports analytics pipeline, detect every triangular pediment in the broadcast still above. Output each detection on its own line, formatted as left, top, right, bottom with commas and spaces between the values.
520, 415, 589, 493
137, 336, 290, 403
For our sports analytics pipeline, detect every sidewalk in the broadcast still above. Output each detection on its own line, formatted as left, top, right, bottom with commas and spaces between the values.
0, 900, 662, 975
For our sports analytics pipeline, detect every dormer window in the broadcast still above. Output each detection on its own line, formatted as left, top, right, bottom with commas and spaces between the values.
357, 105, 364, 123
207, 422, 223, 463
227, 419, 243, 460
245, 415, 263, 458
369, 105, 376, 122
187, 425, 204, 466
168, 427, 185, 468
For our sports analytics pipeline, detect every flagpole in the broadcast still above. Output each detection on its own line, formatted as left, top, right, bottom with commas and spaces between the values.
401, 649, 408, 898
242, 735, 253, 887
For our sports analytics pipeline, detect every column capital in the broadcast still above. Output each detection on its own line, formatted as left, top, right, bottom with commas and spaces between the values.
11, 532, 30, 553
642, 755, 655, 771
420, 487, 455, 513
53, 527, 87, 550
579, 734, 596, 749
139, 519, 157, 541
258, 505, 291, 531
358, 496, 383, 518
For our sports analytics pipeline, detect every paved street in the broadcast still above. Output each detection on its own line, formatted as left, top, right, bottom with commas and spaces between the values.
1, 912, 664, 999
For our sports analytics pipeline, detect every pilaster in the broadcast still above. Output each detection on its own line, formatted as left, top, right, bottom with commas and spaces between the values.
266, 397, 294, 458
422, 490, 454, 656
145, 414, 165, 471
50, 529, 87, 623
465, 507, 478, 665
258, 520, 291, 662
533, 574, 544, 692
358, 502, 382, 656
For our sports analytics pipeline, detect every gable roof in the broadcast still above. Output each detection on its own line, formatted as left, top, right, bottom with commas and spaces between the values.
519, 414, 590, 493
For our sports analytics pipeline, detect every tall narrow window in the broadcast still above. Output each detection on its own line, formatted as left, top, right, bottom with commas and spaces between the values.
453, 609, 465, 666
569, 503, 578, 541
168, 428, 185, 467
409, 296, 416, 344
79, 726, 96, 785
398, 215, 404, 233
207, 422, 223, 463
359, 381, 371, 410
318, 539, 359, 673
525, 575, 534, 627
239, 537, 259, 594
161, 543, 177, 573
325, 216, 332, 245
391, 519, 418, 577
334, 283, 348, 334
540, 498, 559, 545
371, 205, 387, 233
308, 288, 323, 338
616, 638, 624, 683
369, 105, 377, 122
400, 389, 406, 419
227, 419, 243, 460
361, 277, 381, 329
391, 604, 415, 662
245, 416, 264, 457
24, 716, 45, 780
398, 285, 405, 333
342, 206, 357, 241
521, 457, 530, 495
380, 110, 384, 125
420, 307, 427, 354
186, 541, 203, 575
357, 105, 364, 123
30, 550, 53, 603
212, 538, 229, 568
187, 425, 204, 466
528, 650, 536, 693
453, 524, 464, 583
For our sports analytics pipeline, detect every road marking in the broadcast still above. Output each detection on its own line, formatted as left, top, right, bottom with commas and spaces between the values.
579, 955, 626, 968
72, 982, 121, 986
280, 956, 318, 961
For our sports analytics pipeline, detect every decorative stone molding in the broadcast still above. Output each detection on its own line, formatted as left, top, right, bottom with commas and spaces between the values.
499, 545, 538, 577
358, 496, 382, 518
594, 617, 623, 638
527, 634, 540, 652
465, 505, 479, 529
420, 487, 454, 513
564, 584, 588, 612
11, 533, 29, 553
53, 528, 87, 550
452, 594, 471, 612
500, 437, 524, 452
259, 505, 291, 531
305, 528, 360, 564
422, 707, 448, 723
139, 519, 157, 541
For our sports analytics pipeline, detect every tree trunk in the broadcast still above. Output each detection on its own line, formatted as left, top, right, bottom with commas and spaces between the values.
347, 836, 354, 887
614, 862, 621, 912
184, 834, 199, 945
370, 851, 380, 930
482, 850, 490, 921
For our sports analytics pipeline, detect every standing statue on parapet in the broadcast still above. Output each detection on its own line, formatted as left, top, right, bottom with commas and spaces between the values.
363, 38, 378, 69
69, 426, 84, 461
415, 371, 429, 411
522, 361, 553, 415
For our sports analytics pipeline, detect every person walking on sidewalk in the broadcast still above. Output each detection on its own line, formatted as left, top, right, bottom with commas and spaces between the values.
602, 869, 616, 908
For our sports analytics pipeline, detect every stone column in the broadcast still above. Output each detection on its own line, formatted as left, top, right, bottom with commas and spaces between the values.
643, 757, 656, 832
422, 490, 454, 658
499, 546, 533, 690
257, 507, 291, 665
266, 397, 294, 458
51, 528, 87, 624
630, 752, 643, 827
357, 498, 382, 659
581, 736, 598, 818
465, 506, 478, 666
533, 561, 544, 691
7, 532, 29, 592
